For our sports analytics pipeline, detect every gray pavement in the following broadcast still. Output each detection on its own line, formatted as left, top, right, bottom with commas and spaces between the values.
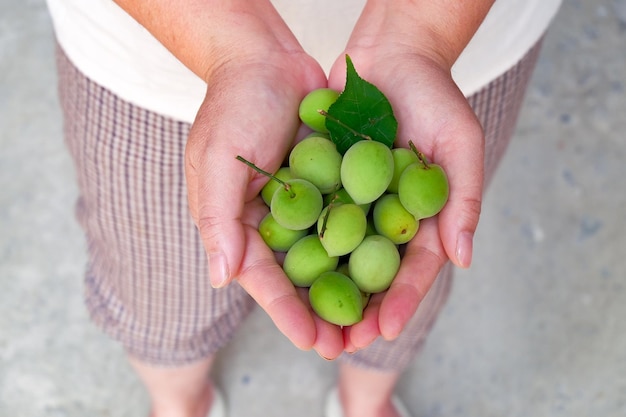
2, 1, 626, 416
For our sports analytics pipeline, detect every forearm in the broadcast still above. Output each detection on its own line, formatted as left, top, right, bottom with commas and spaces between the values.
113, 0, 303, 81
352, 0, 495, 69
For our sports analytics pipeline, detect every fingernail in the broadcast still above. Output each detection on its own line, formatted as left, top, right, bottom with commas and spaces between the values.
208, 251, 229, 288
318, 353, 336, 361
345, 346, 360, 354
456, 231, 474, 268
344, 342, 358, 354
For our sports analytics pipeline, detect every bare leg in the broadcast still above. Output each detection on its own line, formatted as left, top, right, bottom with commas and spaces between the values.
337, 362, 403, 417
128, 355, 217, 417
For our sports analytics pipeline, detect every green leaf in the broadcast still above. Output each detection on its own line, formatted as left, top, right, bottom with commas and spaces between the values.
324, 55, 397, 154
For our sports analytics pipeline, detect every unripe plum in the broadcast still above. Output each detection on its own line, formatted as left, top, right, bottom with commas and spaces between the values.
387, 147, 419, 193
397, 162, 449, 219
289, 136, 342, 194
372, 194, 419, 245
309, 271, 363, 326
324, 188, 371, 215
348, 235, 400, 293
298, 88, 340, 133
340, 140, 394, 205
261, 167, 293, 206
258, 212, 308, 252
317, 203, 367, 257
270, 178, 323, 230
283, 235, 339, 287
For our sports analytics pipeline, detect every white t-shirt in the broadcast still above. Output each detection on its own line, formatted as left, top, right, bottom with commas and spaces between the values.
46, 0, 561, 124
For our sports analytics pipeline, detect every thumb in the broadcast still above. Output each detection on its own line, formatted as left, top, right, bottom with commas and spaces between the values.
436, 120, 484, 269
185, 110, 254, 288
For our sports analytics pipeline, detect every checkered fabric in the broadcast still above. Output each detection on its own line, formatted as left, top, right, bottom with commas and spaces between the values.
56, 37, 543, 368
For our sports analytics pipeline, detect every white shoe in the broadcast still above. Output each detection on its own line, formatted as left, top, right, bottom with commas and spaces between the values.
207, 386, 227, 417
324, 387, 413, 417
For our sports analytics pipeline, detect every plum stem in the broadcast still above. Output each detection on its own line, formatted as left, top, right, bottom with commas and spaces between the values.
319, 203, 334, 238
235, 155, 294, 197
408, 140, 431, 169
318, 110, 373, 141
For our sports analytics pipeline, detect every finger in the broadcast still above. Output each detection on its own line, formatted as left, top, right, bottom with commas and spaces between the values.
186, 116, 251, 288
434, 111, 484, 269
378, 217, 447, 340
343, 329, 358, 354
343, 292, 383, 350
312, 314, 345, 360
236, 225, 318, 350
327, 58, 348, 92
293, 286, 347, 360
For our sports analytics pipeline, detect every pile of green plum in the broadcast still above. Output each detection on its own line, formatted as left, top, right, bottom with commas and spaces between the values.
237, 88, 449, 327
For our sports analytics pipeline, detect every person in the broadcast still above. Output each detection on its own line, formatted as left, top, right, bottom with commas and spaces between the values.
45, 0, 561, 416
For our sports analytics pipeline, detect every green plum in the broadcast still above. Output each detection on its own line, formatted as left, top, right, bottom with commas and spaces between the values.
340, 140, 394, 205
365, 215, 378, 236
260, 167, 293, 206
387, 147, 419, 193
348, 235, 400, 293
323, 188, 371, 215
397, 160, 449, 219
299, 88, 340, 133
372, 194, 419, 245
258, 212, 308, 252
309, 271, 363, 326
335, 263, 351, 276
236, 156, 321, 229
360, 290, 371, 309
271, 178, 323, 230
317, 203, 367, 257
333, 264, 371, 309
304, 131, 330, 140
283, 235, 339, 287
289, 136, 342, 194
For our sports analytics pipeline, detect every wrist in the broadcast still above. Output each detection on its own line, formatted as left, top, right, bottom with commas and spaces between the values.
198, 6, 310, 83
114, 0, 306, 83
352, 0, 495, 70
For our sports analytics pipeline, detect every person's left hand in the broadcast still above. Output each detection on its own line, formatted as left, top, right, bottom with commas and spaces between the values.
327, 20, 486, 352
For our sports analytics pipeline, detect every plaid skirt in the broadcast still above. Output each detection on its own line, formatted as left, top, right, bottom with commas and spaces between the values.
56, 39, 543, 369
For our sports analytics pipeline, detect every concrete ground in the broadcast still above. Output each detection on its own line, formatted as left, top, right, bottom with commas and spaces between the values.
2, 1, 625, 416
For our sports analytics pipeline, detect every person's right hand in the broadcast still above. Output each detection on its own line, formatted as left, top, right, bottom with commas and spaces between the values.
178, 7, 350, 360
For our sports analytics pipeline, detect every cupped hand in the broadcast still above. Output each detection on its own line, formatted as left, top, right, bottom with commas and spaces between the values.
185, 48, 346, 359
329, 44, 485, 351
